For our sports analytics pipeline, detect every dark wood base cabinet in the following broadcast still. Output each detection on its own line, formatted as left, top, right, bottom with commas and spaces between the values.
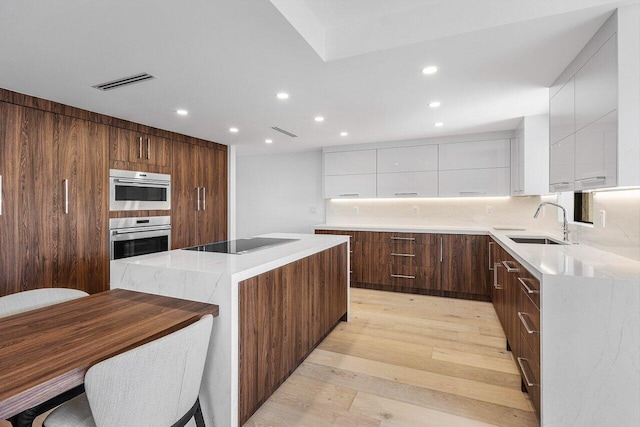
491, 238, 541, 419
238, 243, 348, 425
315, 229, 491, 301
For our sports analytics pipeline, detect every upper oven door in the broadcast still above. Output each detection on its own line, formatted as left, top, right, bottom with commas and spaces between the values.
109, 170, 171, 211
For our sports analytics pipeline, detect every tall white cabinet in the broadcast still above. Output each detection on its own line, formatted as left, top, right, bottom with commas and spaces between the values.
512, 115, 550, 195
549, 7, 640, 191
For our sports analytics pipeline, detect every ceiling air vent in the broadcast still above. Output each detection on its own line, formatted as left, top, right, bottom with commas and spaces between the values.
271, 126, 297, 138
92, 73, 155, 91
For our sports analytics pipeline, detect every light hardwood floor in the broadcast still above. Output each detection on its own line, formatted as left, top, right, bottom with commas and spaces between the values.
1, 288, 538, 427
245, 288, 539, 427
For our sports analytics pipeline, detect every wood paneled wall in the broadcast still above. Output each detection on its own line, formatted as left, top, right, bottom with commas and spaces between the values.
0, 88, 227, 297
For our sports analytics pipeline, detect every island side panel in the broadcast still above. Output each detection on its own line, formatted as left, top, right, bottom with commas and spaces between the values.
238, 242, 348, 424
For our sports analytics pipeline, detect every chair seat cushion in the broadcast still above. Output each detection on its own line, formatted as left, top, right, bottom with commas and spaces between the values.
44, 393, 96, 427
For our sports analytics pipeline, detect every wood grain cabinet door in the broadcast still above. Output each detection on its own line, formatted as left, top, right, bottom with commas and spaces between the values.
144, 135, 171, 167
57, 116, 110, 294
171, 140, 198, 249
0, 103, 57, 296
196, 144, 218, 245
440, 234, 490, 297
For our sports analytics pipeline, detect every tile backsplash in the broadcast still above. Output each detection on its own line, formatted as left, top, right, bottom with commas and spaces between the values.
325, 191, 640, 262
575, 189, 640, 262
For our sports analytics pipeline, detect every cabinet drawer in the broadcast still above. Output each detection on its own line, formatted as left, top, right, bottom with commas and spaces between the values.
518, 332, 541, 416
517, 273, 540, 309
357, 231, 431, 245
517, 286, 540, 363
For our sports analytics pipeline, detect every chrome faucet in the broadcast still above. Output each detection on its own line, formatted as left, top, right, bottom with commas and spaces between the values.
534, 202, 569, 242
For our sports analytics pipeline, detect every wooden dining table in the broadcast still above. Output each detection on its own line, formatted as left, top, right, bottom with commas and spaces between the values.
0, 288, 219, 422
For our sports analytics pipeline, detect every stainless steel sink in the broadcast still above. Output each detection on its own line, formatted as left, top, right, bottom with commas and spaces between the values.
508, 236, 567, 245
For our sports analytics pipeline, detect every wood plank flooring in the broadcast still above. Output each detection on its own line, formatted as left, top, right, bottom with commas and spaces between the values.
245, 288, 538, 426
1, 288, 538, 427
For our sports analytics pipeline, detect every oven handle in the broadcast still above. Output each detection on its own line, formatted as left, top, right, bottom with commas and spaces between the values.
114, 178, 170, 187
111, 225, 172, 236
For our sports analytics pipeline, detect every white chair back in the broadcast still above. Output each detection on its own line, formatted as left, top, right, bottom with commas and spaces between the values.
0, 288, 88, 318
84, 314, 213, 427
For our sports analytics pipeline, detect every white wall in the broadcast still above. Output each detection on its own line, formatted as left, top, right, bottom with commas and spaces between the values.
236, 150, 324, 238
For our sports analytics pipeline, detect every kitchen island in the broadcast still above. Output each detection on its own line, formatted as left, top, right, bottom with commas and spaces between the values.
110, 233, 349, 427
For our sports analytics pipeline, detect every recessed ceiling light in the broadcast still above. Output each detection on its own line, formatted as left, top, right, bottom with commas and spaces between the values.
340, 131, 348, 137
229, 127, 239, 133
429, 101, 441, 108
314, 116, 324, 122
276, 93, 289, 99
176, 109, 188, 116
265, 139, 273, 144
434, 122, 444, 127
421, 66, 438, 75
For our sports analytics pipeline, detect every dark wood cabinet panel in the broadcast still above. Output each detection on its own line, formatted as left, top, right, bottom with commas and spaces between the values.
440, 234, 490, 296
57, 116, 110, 294
110, 127, 171, 169
0, 104, 57, 296
172, 142, 227, 249
238, 243, 347, 425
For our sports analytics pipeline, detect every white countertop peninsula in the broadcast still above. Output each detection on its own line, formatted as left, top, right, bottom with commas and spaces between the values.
110, 233, 349, 427
316, 223, 640, 426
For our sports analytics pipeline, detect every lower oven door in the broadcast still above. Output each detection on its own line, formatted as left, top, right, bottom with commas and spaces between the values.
110, 226, 171, 260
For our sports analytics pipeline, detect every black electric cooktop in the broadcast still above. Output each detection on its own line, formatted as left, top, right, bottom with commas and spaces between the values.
183, 237, 299, 254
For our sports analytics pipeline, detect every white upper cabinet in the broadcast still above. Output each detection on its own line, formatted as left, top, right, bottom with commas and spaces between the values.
549, 78, 575, 145
439, 140, 510, 170
512, 115, 549, 196
574, 35, 617, 132
324, 174, 376, 199
574, 110, 617, 190
439, 168, 510, 197
377, 145, 438, 173
549, 135, 575, 192
377, 171, 438, 198
324, 150, 376, 175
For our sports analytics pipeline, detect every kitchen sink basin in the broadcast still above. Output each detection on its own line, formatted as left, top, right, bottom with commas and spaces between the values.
508, 236, 566, 245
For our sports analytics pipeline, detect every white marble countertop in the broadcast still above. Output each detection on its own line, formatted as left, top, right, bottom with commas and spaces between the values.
315, 224, 640, 281
112, 233, 349, 283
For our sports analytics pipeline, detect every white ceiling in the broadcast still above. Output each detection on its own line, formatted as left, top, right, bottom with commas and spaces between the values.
0, 0, 633, 155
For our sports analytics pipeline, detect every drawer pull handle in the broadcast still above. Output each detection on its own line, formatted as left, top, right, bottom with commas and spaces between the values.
502, 260, 519, 273
391, 274, 415, 279
459, 191, 487, 195
394, 192, 418, 196
338, 193, 359, 197
391, 237, 415, 241
391, 253, 415, 257
488, 241, 495, 270
518, 277, 539, 294
493, 263, 502, 289
575, 176, 605, 183
517, 357, 538, 387
517, 312, 538, 334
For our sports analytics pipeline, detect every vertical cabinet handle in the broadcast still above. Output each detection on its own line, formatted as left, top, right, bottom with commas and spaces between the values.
202, 187, 206, 211
64, 179, 69, 214
439, 237, 443, 263
147, 138, 151, 160
493, 263, 502, 289
138, 136, 143, 159
488, 241, 495, 270
0, 175, 3, 216
196, 187, 201, 211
